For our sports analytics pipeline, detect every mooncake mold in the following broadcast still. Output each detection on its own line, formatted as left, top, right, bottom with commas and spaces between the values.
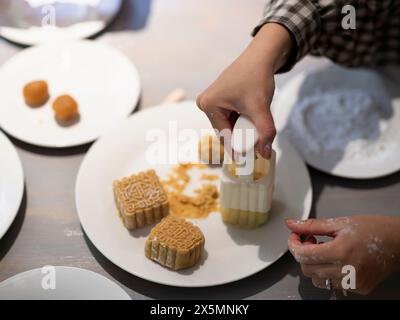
113, 169, 169, 230
144, 215, 205, 270
220, 150, 276, 229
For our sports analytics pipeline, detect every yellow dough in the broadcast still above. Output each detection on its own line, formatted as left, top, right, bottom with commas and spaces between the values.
23, 80, 49, 107
52, 95, 79, 123
198, 134, 224, 166
220, 207, 269, 229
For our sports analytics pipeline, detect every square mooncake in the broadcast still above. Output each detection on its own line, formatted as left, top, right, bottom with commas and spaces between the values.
113, 169, 169, 229
145, 215, 205, 270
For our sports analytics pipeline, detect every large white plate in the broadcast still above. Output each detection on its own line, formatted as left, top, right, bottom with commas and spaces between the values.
0, 0, 122, 46
0, 40, 140, 148
0, 266, 130, 300
0, 130, 24, 239
274, 70, 400, 179
75, 102, 312, 287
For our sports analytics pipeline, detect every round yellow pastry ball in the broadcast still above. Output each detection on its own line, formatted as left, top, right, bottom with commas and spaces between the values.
23, 80, 49, 107
52, 95, 79, 123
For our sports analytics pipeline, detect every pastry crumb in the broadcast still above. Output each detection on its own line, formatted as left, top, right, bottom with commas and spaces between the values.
200, 173, 219, 181
162, 163, 219, 219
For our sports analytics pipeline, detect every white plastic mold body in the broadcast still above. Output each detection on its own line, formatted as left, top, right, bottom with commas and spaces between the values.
220, 150, 276, 228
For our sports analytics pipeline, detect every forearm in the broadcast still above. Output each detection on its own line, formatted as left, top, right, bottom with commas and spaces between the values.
386, 216, 400, 273
365, 215, 400, 275
247, 23, 293, 74
252, 0, 321, 72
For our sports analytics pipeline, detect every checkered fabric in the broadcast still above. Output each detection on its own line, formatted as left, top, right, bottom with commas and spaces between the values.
252, 0, 400, 72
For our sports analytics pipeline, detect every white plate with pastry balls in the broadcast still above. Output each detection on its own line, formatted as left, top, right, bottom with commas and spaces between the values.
76, 101, 313, 287
0, 266, 131, 300
0, 40, 140, 148
0, 0, 123, 46
273, 66, 400, 179
0, 130, 24, 240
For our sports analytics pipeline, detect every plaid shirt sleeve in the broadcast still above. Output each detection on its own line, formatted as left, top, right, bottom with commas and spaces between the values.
252, 0, 324, 72
253, 0, 400, 72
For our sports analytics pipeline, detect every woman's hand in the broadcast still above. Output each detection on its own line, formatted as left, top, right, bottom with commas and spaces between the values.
286, 216, 400, 295
196, 23, 292, 159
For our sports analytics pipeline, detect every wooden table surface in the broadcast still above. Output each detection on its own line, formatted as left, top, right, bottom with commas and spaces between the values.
0, 0, 400, 300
